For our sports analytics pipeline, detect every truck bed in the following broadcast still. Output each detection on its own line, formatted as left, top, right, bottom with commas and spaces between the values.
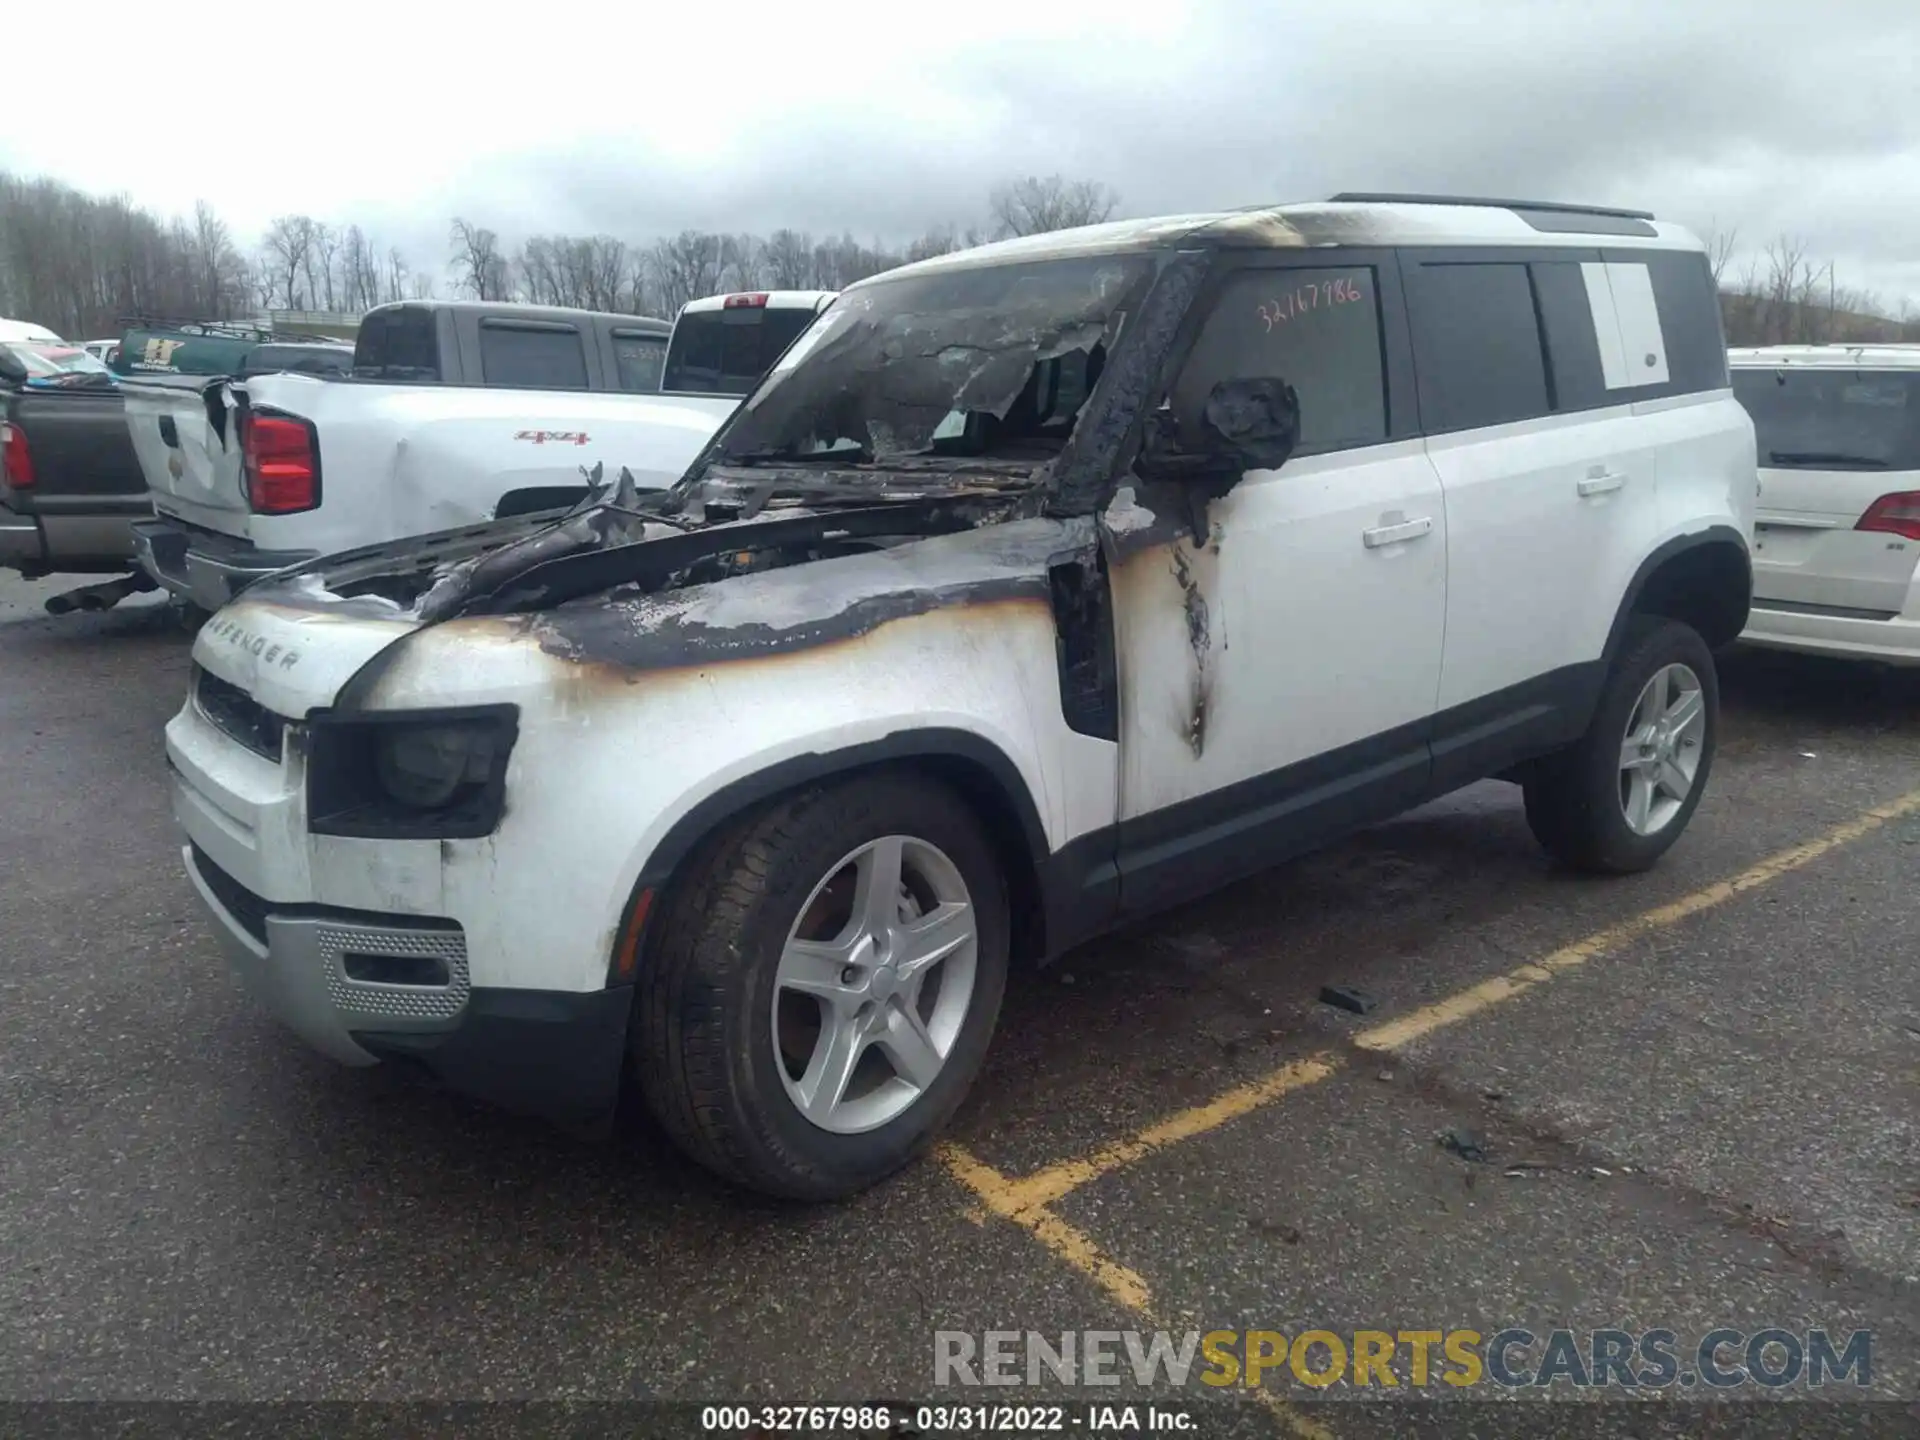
0, 382, 154, 578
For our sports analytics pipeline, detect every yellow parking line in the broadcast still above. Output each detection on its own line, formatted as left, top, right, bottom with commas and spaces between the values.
993, 1055, 1344, 1215
939, 1143, 1335, 1440
940, 1143, 1153, 1311
977, 786, 1920, 1212
940, 790, 1920, 1440
1358, 786, 1920, 1051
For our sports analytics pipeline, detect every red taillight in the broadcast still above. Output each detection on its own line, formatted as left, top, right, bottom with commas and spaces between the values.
0, 422, 33, 489
243, 412, 318, 514
722, 293, 769, 309
1856, 490, 1920, 543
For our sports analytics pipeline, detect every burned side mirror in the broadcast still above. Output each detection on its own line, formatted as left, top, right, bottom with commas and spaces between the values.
1202, 376, 1300, 472
1136, 376, 1300, 485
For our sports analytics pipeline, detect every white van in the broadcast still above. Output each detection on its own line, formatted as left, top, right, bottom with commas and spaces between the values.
1730, 344, 1920, 665
0, 319, 64, 345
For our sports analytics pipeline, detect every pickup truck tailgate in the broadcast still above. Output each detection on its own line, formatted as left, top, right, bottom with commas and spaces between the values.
123, 376, 250, 535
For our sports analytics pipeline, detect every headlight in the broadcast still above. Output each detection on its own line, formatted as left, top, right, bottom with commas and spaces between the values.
374, 722, 499, 809
307, 706, 518, 839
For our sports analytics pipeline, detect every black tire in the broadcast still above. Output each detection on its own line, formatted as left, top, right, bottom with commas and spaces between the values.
1524, 616, 1719, 874
633, 771, 1010, 1201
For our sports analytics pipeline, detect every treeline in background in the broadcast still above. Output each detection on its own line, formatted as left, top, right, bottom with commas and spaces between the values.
3, 166, 1916, 349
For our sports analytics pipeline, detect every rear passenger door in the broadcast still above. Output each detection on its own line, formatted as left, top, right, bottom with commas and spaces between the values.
1404, 250, 1666, 788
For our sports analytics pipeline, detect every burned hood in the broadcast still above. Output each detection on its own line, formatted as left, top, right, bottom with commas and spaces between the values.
523, 511, 1097, 674
242, 455, 1045, 630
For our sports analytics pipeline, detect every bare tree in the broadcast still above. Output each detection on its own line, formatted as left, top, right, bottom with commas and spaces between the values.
258, 215, 316, 309
1703, 223, 1738, 291
761, 229, 814, 289
906, 223, 984, 263
988, 174, 1119, 239
448, 217, 511, 301
311, 223, 340, 310
647, 230, 727, 314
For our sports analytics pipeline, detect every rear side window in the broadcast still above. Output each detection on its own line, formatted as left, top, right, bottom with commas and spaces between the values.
662, 306, 819, 396
1529, 262, 1609, 411
1407, 263, 1550, 432
1733, 369, 1920, 471
479, 322, 588, 389
612, 331, 667, 393
1644, 250, 1729, 393
353, 309, 441, 381
1170, 266, 1389, 455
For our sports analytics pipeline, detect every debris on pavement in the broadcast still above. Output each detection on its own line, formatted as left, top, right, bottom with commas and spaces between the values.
1249, 1216, 1302, 1244
1438, 1127, 1487, 1162
1319, 984, 1379, 1015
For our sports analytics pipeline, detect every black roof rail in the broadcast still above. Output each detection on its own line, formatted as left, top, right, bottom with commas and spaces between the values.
1327, 193, 1657, 222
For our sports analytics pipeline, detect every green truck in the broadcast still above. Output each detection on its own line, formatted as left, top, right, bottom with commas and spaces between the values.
108, 318, 353, 379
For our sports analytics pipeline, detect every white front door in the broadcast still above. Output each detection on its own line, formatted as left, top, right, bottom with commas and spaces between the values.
1105, 258, 1447, 915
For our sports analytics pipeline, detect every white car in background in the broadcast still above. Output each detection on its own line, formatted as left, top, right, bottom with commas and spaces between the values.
1731, 345, 1920, 665
0, 318, 64, 345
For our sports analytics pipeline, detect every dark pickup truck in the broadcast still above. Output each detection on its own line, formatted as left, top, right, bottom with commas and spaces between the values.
0, 323, 352, 614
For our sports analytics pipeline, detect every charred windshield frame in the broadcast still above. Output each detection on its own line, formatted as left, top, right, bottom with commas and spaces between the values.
689, 252, 1167, 478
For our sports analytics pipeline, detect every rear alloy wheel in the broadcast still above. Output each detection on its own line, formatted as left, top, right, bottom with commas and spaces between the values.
634, 774, 1009, 1200
1616, 662, 1707, 838
1524, 616, 1719, 874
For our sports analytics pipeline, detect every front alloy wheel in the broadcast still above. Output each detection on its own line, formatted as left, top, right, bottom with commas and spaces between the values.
774, 835, 979, 1134
634, 773, 1009, 1200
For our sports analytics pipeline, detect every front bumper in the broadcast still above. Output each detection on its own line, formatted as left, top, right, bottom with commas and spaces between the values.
133, 517, 315, 612
184, 842, 632, 1128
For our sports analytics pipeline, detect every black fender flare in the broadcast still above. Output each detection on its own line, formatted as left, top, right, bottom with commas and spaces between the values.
1602, 524, 1753, 664
609, 727, 1059, 984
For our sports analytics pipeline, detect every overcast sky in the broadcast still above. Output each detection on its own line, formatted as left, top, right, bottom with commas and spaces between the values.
9, 0, 1920, 308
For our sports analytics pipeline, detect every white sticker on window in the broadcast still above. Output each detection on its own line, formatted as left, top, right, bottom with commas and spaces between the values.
1584, 261, 1669, 390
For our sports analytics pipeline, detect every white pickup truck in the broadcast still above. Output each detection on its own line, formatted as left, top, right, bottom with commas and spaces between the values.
124, 299, 742, 613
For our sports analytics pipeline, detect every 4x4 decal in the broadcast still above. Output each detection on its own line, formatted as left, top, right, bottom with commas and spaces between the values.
515, 430, 591, 446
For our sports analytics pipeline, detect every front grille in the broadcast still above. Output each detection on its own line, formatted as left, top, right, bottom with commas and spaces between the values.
193, 665, 288, 761
190, 843, 268, 944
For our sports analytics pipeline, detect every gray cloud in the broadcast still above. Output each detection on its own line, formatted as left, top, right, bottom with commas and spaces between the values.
50, 0, 1920, 309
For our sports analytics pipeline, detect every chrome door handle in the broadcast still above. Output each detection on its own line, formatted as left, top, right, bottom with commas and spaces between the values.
1578, 471, 1626, 496
1362, 515, 1433, 548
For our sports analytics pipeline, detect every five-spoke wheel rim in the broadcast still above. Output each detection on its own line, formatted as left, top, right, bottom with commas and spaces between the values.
1619, 662, 1706, 837
772, 835, 978, 1134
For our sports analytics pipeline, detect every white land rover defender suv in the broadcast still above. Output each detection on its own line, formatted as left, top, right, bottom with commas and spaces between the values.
164, 195, 1757, 1200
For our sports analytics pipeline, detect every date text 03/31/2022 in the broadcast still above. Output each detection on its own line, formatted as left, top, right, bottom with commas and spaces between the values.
699, 1404, 1195, 1433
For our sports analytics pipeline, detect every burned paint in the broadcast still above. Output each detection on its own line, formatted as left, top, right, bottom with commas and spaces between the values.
1168, 543, 1218, 758
459, 515, 1097, 679
1045, 250, 1210, 519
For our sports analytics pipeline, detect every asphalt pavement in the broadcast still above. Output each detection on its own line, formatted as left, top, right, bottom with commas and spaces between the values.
2, 570, 1916, 1436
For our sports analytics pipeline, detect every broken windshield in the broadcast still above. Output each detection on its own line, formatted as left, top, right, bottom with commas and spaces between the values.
710, 252, 1159, 467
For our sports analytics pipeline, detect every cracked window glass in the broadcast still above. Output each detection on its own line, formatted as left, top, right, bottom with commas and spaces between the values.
717, 253, 1156, 466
